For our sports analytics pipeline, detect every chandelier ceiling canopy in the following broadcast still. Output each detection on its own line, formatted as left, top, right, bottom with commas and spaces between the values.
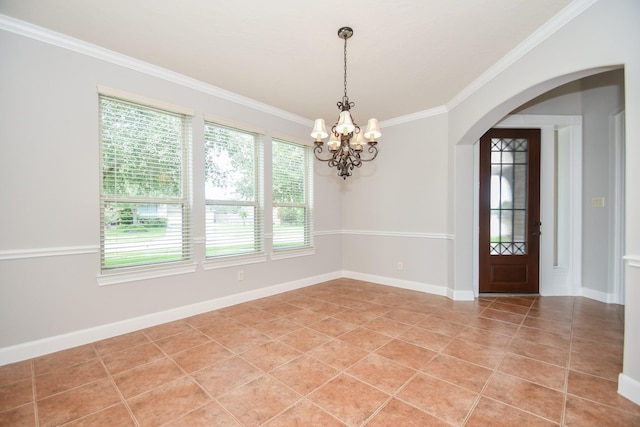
311, 26, 381, 179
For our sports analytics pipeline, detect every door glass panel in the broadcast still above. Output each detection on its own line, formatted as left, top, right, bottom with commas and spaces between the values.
489, 138, 528, 255
513, 165, 527, 209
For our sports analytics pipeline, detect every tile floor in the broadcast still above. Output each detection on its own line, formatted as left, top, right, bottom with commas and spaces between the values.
1, 278, 638, 426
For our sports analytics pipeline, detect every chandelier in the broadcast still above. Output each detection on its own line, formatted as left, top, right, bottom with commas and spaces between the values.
311, 27, 381, 179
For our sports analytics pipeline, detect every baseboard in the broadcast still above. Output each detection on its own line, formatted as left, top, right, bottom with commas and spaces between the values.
618, 373, 640, 405
581, 287, 615, 304
342, 270, 473, 301
341, 270, 453, 298
539, 280, 572, 297
447, 288, 476, 301
0, 271, 342, 366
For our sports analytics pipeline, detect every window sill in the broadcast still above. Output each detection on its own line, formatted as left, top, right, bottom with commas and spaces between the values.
271, 247, 316, 260
202, 253, 267, 270
97, 263, 197, 286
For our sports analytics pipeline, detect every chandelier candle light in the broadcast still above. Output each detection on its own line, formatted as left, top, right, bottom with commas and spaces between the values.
311, 26, 381, 179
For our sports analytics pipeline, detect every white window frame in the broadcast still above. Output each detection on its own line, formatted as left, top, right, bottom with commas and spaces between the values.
271, 137, 314, 259
97, 87, 195, 285
203, 118, 265, 267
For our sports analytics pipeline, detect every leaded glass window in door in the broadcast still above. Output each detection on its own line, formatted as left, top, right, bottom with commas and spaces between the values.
490, 138, 528, 255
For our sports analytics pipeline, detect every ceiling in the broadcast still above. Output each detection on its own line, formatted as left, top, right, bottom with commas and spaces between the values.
0, 0, 574, 123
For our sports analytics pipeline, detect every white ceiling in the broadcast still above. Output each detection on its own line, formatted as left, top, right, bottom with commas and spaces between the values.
0, 0, 574, 123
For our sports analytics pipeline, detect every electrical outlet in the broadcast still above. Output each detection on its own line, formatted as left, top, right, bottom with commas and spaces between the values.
237, 270, 244, 281
397, 262, 404, 271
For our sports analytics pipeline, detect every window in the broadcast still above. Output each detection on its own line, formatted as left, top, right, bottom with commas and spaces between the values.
99, 95, 193, 272
272, 138, 313, 251
204, 122, 264, 258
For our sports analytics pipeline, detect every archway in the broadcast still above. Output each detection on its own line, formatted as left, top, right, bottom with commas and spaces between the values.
452, 66, 624, 299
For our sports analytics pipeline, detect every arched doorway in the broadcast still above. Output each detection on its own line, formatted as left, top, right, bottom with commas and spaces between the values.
453, 67, 625, 301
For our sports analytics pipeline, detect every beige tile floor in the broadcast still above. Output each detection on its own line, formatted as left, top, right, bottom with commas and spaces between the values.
1, 278, 638, 426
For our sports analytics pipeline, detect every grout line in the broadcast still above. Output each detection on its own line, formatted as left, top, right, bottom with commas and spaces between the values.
93, 343, 141, 427
477, 395, 562, 426
139, 334, 246, 426
179, 365, 243, 426
460, 296, 537, 426
31, 358, 127, 423
389, 301, 478, 425
388, 370, 455, 426
560, 298, 576, 426
255, 393, 305, 426
360, 393, 396, 426
30, 359, 39, 427
57, 403, 130, 427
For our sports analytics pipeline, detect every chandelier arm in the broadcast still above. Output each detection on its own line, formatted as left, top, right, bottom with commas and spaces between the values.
328, 152, 341, 167
348, 146, 363, 168
358, 144, 379, 162
313, 144, 339, 163
337, 155, 354, 178
328, 145, 351, 179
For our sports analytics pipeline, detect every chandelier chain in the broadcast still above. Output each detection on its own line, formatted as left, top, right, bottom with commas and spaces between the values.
343, 34, 348, 101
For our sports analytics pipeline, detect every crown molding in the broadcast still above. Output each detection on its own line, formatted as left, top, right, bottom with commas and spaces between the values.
0, 0, 598, 129
445, 0, 599, 112
382, 0, 598, 125
380, 106, 449, 128
0, 14, 312, 127
381, 0, 599, 125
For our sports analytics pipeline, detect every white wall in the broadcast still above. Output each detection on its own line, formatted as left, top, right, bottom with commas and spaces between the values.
341, 113, 457, 297
0, 29, 343, 359
514, 70, 625, 299
581, 71, 626, 296
449, 0, 640, 403
512, 80, 583, 115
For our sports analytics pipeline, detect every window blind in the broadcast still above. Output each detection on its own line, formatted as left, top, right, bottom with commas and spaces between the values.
272, 138, 314, 250
99, 95, 192, 271
204, 122, 264, 258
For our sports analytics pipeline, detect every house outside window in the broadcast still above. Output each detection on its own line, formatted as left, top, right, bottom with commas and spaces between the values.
99, 95, 193, 272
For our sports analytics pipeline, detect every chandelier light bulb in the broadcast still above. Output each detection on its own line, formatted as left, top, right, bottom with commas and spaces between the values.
351, 130, 365, 148
328, 132, 340, 151
336, 111, 355, 135
311, 119, 328, 141
364, 118, 381, 141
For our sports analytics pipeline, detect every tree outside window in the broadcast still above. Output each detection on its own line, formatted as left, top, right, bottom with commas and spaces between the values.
204, 122, 264, 258
272, 138, 313, 250
99, 95, 192, 270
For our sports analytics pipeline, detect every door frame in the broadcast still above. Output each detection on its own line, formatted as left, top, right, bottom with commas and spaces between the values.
472, 114, 583, 297
610, 110, 625, 304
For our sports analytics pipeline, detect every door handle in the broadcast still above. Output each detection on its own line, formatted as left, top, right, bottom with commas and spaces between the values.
533, 220, 542, 237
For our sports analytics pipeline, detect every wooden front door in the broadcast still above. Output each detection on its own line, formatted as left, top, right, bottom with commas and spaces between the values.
479, 128, 541, 293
